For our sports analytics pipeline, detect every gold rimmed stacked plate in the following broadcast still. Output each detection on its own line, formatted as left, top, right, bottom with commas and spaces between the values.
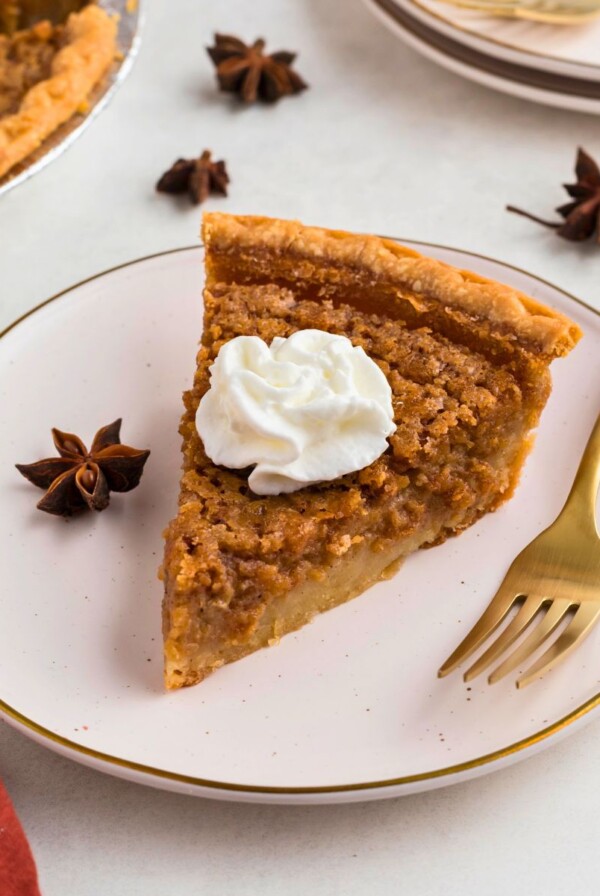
364, 0, 600, 114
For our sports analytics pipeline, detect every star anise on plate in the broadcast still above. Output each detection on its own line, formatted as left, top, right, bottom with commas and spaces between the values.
156, 150, 229, 205
206, 33, 307, 104
507, 147, 600, 243
16, 419, 150, 516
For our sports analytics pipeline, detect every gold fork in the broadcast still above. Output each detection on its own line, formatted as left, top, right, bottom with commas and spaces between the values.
439, 412, 600, 689
436, 0, 600, 25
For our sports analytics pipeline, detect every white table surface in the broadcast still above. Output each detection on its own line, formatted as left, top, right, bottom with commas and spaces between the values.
2, 1, 600, 893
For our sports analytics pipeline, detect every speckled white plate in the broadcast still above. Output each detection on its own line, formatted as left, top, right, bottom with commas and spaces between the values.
1, 243, 600, 805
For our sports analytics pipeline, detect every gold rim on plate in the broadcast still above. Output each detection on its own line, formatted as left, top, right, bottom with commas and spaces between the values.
1, 243, 599, 798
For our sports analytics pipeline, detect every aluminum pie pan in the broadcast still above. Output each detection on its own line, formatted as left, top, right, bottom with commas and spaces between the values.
0, 0, 144, 197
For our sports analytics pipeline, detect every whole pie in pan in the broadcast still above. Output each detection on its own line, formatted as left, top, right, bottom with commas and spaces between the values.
0, 3, 116, 179
161, 213, 581, 689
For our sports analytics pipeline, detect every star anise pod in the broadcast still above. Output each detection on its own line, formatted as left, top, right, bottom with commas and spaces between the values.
507, 147, 600, 243
156, 150, 229, 206
16, 419, 150, 516
206, 33, 307, 104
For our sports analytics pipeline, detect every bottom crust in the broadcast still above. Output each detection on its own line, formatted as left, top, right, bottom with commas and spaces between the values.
164, 523, 442, 689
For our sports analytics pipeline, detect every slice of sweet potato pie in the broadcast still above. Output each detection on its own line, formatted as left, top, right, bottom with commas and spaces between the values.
161, 213, 580, 689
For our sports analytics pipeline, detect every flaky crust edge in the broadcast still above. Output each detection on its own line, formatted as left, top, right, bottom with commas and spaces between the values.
202, 212, 582, 358
0, 6, 117, 179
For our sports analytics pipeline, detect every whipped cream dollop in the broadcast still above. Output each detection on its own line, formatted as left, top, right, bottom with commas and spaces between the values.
196, 329, 396, 496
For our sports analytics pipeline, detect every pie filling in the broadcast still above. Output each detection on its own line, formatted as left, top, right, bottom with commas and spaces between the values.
161, 214, 580, 689
0, 1, 87, 36
0, 19, 62, 116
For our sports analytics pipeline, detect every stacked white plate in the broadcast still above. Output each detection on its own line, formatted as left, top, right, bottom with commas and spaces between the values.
364, 0, 600, 114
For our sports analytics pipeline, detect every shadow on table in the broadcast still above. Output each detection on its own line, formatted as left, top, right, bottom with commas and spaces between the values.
2, 715, 597, 896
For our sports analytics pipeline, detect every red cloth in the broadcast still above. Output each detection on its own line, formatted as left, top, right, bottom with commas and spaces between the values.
0, 782, 40, 896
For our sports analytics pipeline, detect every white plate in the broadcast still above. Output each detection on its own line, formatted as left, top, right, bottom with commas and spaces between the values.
405, 0, 600, 80
364, 0, 600, 114
1, 244, 600, 805
0, 0, 144, 197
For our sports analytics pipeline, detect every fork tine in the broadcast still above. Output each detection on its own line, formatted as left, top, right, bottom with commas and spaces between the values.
517, 603, 600, 689
438, 584, 518, 678
463, 594, 546, 682
488, 598, 573, 684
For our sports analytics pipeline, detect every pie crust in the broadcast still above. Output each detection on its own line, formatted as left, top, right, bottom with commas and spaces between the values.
161, 213, 581, 689
0, 5, 117, 178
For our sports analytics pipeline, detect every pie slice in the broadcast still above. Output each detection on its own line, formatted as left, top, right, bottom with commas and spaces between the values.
0, 4, 116, 179
161, 213, 581, 689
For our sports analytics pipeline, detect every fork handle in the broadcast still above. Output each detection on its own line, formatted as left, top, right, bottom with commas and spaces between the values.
560, 412, 600, 532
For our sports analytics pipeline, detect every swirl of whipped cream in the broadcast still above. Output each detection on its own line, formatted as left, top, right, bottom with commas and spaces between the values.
196, 329, 396, 496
